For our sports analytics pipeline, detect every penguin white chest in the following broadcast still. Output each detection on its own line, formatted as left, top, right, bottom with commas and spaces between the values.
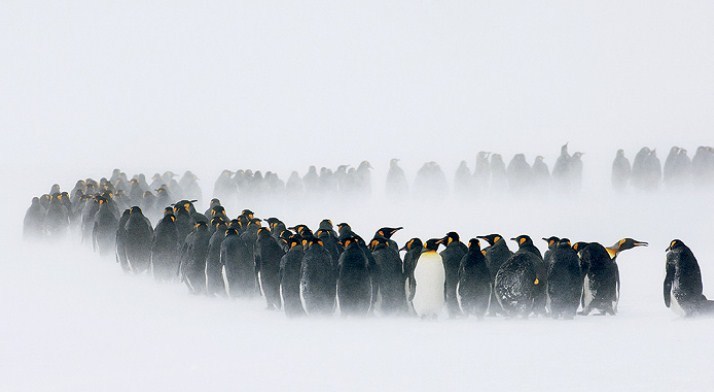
412, 253, 446, 317
670, 284, 686, 316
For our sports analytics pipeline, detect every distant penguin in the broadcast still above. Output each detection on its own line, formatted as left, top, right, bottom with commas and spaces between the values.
179, 222, 211, 294
23, 197, 45, 239
477, 234, 513, 315
300, 238, 337, 315
151, 211, 180, 282
401, 238, 423, 314
337, 237, 372, 316
532, 156, 550, 191
664, 240, 714, 317
438, 232, 468, 318
473, 152, 491, 194
546, 238, 582, 319
255, 227, 285, 310
386, 158, 409, 198
115, 209, 131, 272
457, 239, 492, 319
506, 153, 532, 192
412, 239, 446, 319
280, 235, 306, 317
454, 161, 472, 196
611, 149, 631, 191
123, 206, 153, 274
569, 152, 584, 191
489, 154, 508, 192
370, 236, 407, 315
552, 143, 571, 191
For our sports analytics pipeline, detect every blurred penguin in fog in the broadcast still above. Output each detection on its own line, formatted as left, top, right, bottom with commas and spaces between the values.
552, 143, 571, 192
337, 237, 372, 316
457, 239, 492, 319
221, 228, 258, 297
546, 238, 582, 319
453, 161, 472, 196
286, 171, 304, 196
401, 238, 423, 314
371, 236, 407, 315
386, 158, 409, 198
92, 196, 119, 257
179, 222, 211, 294
692, 146, 714, 186
124, 206, 153, 274
303, 166, 319, 194
213, 170, 236, 202
569, 152, 584, 191
473, 152, 491, 194
414, 161, 448, 200
507, 154, 531, 192
489, 154, 508, 192
439, 232, 468, 318
23, 197, 44, 239
300, 237, 337, 315
280, 235, 306, 317
151, 209, 180, 282
45, 193, 70, 240
531, 156, 550, 191
255, 227, 285, 310
632, 147, 661, 190
663, 146, 691, 188
205, 219, 227, 295
611, 149, 631, 191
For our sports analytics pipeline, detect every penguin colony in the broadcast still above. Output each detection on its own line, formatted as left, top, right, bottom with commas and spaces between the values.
24, 167, 714, 319
612, 146, 714, 191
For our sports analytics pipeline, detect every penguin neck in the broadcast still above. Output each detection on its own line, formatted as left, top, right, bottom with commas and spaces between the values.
605, 247, 618, 259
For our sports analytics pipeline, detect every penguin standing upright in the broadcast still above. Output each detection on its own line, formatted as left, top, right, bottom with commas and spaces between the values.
205, 219, 227, 296
664, 240, 714, 317
611, 149, 631, 191
546, 238, 582, 319
179, 222, 211, 294
385, 158, 409, 198
280, 235, 306, 317
123, 206, 153, 274
494, 252, 539, 318
151, 210, 180, 282
337, 237, 372, 316
412, 239, 446, 319
300, 238, 337, 315
401, 238, 423, 314
91, 196, 119, 257
23, 197, 45, 239
438, 232, 468, 318
573, 241, 619, 315
457, 239, 492, 319
370, 236, 407, 315
454, 161, 472, 196
532, 156, 550, 192
511, 235, 547, 316
220, 228, 258, 297
255, 227, 285, 310
115, 209, 131, 272
477, 234, 513, 315
552, 143, 571, 192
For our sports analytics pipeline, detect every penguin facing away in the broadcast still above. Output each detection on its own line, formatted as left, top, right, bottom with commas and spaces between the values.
664, 240, 714, 317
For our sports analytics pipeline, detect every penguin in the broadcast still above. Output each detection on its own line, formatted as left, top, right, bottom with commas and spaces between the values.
506, 153, 532, 192
552, 143, 571, 192
473, 152, 491, 194
572, 241, 619, 315
489, 154, 508, 192
546, 238, 582, 319
255, 227, 285, 310
173, 201, 194, 243
511, 235, 547, 316
266, 218, 287, 240
280, 234, 306, 317
44, 193, 70, 240
23, 197, 45, 239
220, 228, 258, 297
664, 240, 714, 317
611, 149, 631, 191
494, 249, 539, 318
401, 238, 423, 314
457, 239, 492, 319
370, 236, 407, 315
372, 227, 403, 250
316, 229, 341, 264
569, 152, 584, 191
532, 156, 550, 191
115, 209, 131, 272
542, 236, 560, 265
453, 161, 472, 196
151, 211, 180, 282
205, 219, 228, 295
91, 196, 119, 257
438, 232, 468, 318
300, 237, 337, 316
337, 237, 373, 316
123, 206, 153, 274
412, 239, 446, 319
477, 234, 513, 315
385, 158, 409, 198
179, 222, 211, 294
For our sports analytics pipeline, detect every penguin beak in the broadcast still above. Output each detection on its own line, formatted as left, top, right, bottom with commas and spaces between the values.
510, 237, 518, 242
633, 241, 648, 247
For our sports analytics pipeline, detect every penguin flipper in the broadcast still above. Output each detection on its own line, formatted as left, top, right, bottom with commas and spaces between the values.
663, 265, 674, 308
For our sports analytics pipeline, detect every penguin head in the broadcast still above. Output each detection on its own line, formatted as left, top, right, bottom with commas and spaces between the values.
194, 221, 208, 231
476, 234, 503, 246
616, 149, 625, 157
241, 209, 255, 219
31, 197, 40, 206
129, 206, 143, 215
286, 234, 302, 249
289, 224, 309, 234
572, 152, 584, 160
572, 242, 589, 252
541, 236, 560, 249
439, 232, 460, 246
228, 219, 241, 230
257, 227, 272, 238
399, 238, 423, 252
248, 218, 263, 228
423, 239, 441, 252
211, 217, 226, 230
389, 158, 400, 167
558, 238, 572, 248
342, 237, 361, 250
318, 219, 334, 230
306, 237, 324, 249
369, 237, 391, 251
225, 228, 238, 237
265, 217, 283, 229
467, 238, 482, 252
211, 206, 226, 217
666, 239, 686, 252
510, 235, 533, 248
560, 143, 569, 155
210, 198, 221, 207
609, 238, 648, 255
164, 213, 176, 223
376, 227, 403, 239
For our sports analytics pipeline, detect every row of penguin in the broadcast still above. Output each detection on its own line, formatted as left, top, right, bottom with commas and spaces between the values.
24, 171, 714, 319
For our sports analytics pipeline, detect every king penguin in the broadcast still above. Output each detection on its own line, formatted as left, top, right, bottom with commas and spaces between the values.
664, 240, 714, 317
412, 239, 446, 319
457, 239, 492, 319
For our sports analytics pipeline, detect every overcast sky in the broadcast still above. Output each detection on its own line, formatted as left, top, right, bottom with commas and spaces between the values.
2, 1, 713, 185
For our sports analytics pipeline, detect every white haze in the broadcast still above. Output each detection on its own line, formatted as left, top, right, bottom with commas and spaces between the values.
2, 1, 714, 391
